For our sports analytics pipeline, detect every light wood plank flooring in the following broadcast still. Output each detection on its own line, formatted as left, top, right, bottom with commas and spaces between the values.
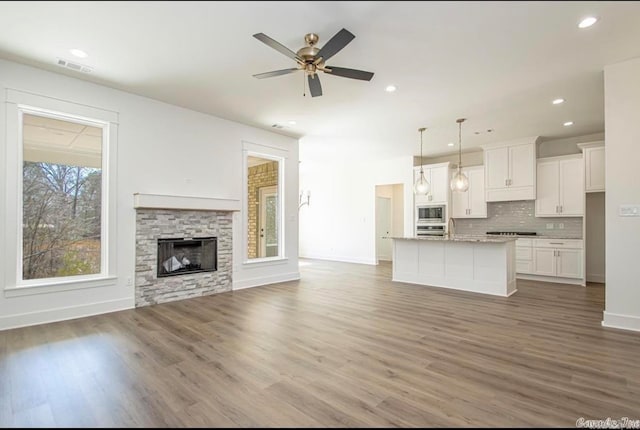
1, 259, 639, 427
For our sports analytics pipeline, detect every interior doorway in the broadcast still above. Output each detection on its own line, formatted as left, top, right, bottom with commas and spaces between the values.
376, 197, 392, 261
375, 184, 404, 263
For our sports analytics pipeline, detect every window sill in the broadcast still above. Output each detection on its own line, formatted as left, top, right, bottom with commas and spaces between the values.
4, 276, 118, 298
242, 257, 289, 267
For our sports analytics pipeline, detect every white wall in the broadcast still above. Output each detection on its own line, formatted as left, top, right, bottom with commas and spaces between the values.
0, 59, 299, 330
586, 192, 605, 283
538, 132, 605, 158
299, 136, 413, 265
603, 56, 640, 331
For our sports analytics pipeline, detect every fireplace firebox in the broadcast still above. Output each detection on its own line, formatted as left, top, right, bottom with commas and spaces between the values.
157, 237, 217, 277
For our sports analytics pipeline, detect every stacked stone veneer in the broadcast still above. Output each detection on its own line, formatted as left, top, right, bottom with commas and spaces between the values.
135, 209, 232, 307
247, 161, 278, 258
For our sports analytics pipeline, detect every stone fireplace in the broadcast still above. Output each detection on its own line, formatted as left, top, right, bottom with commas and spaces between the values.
133, 193, 239, 307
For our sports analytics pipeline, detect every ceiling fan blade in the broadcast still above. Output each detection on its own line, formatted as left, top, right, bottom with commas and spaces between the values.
325, 66, 374, 81
253, 68, 299, 79
308, 74, 323, 97
253, 33, 302, 62
316, 28, 355, 62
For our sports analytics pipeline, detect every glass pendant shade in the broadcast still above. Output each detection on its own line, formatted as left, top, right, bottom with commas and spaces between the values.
450, 118, 469, 192
414, 169, 431, 194
450, 169, 469, 192
414, 127, 430, 195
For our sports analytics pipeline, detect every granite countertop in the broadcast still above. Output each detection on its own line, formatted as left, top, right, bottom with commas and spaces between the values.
392, 235, 517, 243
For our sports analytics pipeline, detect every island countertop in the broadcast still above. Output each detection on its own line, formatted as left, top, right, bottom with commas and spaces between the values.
392, 235, 517, 243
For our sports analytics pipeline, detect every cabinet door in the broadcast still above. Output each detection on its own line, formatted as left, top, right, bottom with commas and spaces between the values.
509, 144, 535, 188
467, 166, 487, 218
414, 167, 430, 204
535, 160, 560, 216
428, 165, 449, 203
586, 146, 605, 192
533, 248, 556, 276
559, 158, 584, 216
450, 178, 469, 218
485, 147, 509, 190
557, 249, 583, 279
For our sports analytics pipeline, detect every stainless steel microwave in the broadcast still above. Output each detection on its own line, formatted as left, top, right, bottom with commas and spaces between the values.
416, 204, 446, 224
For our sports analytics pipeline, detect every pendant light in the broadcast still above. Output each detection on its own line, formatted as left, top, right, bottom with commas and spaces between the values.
414, 127, 431, 195
450, 118, 470, 192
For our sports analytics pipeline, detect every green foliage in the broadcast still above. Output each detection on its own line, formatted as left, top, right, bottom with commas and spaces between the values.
22, 162, 102, 280
56, 250, 93, 277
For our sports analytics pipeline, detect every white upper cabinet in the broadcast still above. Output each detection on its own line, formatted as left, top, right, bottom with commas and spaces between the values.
482, 137, 538, 202
535, 155, 584, 217
414, 162, 450, 204
451, 166, 487, 218
578, 141, 605, 192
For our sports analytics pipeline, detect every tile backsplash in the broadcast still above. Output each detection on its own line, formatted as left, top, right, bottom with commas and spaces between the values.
453, 200, 583, 238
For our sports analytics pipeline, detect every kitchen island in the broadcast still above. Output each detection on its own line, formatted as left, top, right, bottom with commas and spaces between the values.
392, 235, 517, 297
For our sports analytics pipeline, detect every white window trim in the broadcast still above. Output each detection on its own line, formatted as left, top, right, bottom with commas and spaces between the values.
4, 89, 118, 291
242, 143, 287, 265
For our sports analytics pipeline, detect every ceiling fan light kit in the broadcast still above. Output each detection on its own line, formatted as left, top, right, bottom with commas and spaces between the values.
253, 28, 374, 97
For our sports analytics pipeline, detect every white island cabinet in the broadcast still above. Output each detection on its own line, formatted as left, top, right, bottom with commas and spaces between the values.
392, 236, 517, 297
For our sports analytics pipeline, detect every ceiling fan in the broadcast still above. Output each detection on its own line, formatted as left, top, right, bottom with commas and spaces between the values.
252, 28, 374, 97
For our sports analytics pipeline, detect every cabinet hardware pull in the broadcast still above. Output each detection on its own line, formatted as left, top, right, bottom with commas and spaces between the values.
550, 242, 563, 245
560, 205, 563, 213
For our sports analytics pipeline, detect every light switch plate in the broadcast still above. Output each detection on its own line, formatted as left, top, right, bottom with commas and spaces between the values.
558, 223, 564, 229
619, 205, 640, 217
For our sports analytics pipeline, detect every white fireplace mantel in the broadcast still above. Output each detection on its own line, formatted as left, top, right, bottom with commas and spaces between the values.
133, 193, 241, 212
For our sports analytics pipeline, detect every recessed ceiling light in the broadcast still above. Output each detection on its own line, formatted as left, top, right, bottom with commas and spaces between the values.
552, 98, 565, 105
448, 142, 454, 147
288, 120, 297, 125
69, 48, 88, 58
385, 85, 397, 92
564, 121, 574, 126
578, 16, 598, 29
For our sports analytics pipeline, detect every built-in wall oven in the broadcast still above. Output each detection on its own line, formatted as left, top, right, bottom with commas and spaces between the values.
416, 224, 446, 237
416, 204, 446, 224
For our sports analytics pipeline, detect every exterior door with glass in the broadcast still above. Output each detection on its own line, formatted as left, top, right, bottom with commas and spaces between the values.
259, 185, 278, 257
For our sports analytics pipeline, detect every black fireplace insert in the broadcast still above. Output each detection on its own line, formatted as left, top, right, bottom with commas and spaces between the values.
157, 237, 217, 277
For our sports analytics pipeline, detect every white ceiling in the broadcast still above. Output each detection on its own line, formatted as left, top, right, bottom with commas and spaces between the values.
1, 1, 639, 159
23, 114, 102, 168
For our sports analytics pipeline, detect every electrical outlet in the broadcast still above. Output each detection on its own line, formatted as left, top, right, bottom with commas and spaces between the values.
468, 223, 473, 228
558, 223, 564, 229
126, 277, 133, 286
546, 223, 554, 229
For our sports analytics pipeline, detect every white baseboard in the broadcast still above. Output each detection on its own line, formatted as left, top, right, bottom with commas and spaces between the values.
516, 273, 585, 286
299, 253, 377, 265
602, 311, 640, 332
586, 273, 605, 283
0, 298, 133, 331
233, 271, 300, 290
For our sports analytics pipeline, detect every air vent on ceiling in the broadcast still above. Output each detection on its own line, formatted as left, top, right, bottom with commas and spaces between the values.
57, 58, 93, 73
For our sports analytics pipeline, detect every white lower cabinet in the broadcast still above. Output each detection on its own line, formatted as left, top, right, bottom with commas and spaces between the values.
533, 248, 556, 276
515, 239, 534, 274
556, 249, 583, 279
516, 238, 584, 282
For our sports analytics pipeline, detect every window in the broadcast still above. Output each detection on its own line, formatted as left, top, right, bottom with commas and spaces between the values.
245, 152, 284, 262
4, 90, 118, 293
21, 112, 105, 281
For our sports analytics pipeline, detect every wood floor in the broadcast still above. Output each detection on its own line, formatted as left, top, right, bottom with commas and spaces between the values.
1, 259, 639, 427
